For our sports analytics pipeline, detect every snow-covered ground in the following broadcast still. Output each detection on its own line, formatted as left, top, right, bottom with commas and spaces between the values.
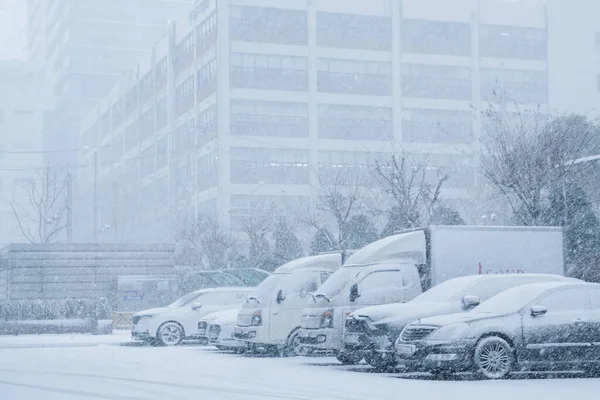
0, 333, 599, 400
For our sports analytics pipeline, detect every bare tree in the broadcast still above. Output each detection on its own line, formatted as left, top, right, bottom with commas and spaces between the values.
175, 215, 233, 270
479, 107, 598, 225
372, 152, 448, 232
11, 166, 70, 244
239, 208, 277, 271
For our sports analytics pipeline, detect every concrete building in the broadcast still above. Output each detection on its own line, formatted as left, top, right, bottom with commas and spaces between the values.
77, 0, 600, 243
0, 0, 26, 60
26, 0, 195, 165
0, 61, 51, 245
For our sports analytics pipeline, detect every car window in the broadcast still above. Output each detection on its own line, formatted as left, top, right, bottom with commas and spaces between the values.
463, 276, 561, 302
587, 288, 600, 309
536, 288, 588, 312
360, 270, 404, 292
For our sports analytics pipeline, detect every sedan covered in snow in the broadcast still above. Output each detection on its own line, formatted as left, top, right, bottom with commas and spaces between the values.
395, 281, 600, 379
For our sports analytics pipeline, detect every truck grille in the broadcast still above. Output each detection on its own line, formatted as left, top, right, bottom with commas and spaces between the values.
401, 326, 437, 341
345, 317, 369, 333
208, 325, 221, 340
132, 316, 141, 325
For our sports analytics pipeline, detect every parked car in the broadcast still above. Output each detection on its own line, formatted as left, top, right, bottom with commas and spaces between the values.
344, 274, 577, 369
131, 287, 252, 346
235, 254, 341, 356
299, 226, 564, 365
206, 309, 246, 353
197, 311, 225, 345
395, 281, 600, 379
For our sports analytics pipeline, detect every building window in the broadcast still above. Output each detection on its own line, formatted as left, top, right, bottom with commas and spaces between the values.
139, 71, 154, 104
124, 122, 138, 152
402, 64, 471, 100
231, 53, 308, 91
231, 100, 308, 138
402, 19, 471, 56
156, 57, 168, 90
318, 104, 392, 141
317, 59, 391, 96
196, 12, 217, 54
156, 97, 167, 129
318, 151, 387, 183
174, 33, 195, 75
480, 68, 548, 104
112, 132, 124, 162
230, 147, 310, 184
175, 75, 195, 116
402, 109, 473, 144
317, 12, 391, 51
138, 106, 155, 140
197, 59, 217, 102
111, 99, 125, 129
197, 105, 218, 146
230, 6, 308, 46
156, 136, 168, 169
197, 152, 218, 191
175, 117, 196, 155
480, 25, 546, 60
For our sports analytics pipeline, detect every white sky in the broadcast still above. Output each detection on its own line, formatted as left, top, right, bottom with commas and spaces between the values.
0, 0, 26, 60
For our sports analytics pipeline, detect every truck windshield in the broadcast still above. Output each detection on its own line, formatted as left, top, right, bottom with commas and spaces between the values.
249, 273, 286, 301
316, 266, 362, 298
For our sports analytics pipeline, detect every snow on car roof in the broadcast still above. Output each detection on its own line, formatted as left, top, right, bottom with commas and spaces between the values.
274, 253, 341, 274
188, 286, 253, 296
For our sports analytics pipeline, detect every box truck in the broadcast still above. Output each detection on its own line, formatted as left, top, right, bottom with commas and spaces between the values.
298, 226, 564, 365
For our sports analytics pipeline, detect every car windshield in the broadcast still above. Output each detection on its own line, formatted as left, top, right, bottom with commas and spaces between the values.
249, 273, 286, 301
412, 277, 481, 303
167, 292, 201, 308
316, 266, 362, 298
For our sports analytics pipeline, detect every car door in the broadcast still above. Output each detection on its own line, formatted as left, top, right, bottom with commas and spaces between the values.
520, 287, 590, 366
585, 287, 600, 362
269, 271, 320, 344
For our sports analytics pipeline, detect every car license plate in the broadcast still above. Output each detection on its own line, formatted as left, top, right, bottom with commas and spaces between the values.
345, 333, 360, 345
396, 344, 416, 356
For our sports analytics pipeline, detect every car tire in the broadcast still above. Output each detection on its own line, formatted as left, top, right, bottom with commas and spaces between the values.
366, 352, 395, 371
157, 322, 184, 346
336, 351, 363, 365
281, 329, 302, 357
473, 337, 514, 380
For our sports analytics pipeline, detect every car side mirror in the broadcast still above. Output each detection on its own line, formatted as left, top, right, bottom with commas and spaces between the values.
349, 284, 360, 302
276, 289, 286, 304
462, 295, 481, 310
191, 302, 202, 311
530, 305, 548, 317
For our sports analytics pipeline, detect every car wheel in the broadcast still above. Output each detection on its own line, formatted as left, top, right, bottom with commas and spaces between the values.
281, 330, 302, 357
157, 322, 184, 346
474, 337, 514, 380
336, 351, 363, 365
366, 352, 395, 371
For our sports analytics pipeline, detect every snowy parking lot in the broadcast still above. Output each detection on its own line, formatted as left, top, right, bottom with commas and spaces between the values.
1, 332, 600, 400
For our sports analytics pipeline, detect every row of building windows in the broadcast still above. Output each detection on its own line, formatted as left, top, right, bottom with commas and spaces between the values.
227, 6, 546, 61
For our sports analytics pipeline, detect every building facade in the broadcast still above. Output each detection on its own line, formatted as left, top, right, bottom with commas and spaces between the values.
26, 0, 195, 165
0, 61, 51, 245
77, 0, 600, 243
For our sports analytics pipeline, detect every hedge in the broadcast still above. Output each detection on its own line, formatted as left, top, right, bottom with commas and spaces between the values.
0, 298, 112, 321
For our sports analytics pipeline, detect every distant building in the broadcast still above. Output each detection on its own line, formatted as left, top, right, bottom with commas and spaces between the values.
0, 0, 26, 60
0, 61, 51, 245
76, 0, 600, 242
26, 0, 196, 165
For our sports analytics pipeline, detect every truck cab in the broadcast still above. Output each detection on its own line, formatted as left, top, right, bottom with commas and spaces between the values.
234, 254, 341, 355
298, 231, 426, 364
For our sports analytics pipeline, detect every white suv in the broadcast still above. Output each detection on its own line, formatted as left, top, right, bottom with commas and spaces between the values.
132, 287, 251, 346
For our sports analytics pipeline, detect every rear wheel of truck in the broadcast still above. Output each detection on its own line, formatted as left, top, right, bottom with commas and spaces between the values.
336, 351, 363, 365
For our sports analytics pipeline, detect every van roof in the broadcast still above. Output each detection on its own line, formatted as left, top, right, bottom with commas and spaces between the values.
344, 230, 426, 266
274, 253, 341, 274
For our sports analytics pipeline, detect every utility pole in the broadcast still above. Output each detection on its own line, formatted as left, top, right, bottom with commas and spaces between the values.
93, 150, 98, 243
67, 171, 72, 243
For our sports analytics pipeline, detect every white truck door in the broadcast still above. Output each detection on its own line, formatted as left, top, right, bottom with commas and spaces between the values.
355, 270, 406, 307
270, 272, 320, 344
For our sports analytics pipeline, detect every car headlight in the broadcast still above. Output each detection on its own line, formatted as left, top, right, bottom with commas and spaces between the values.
427, 323, 472, 340
319, 309, 334, 329
250, 310, 262, 326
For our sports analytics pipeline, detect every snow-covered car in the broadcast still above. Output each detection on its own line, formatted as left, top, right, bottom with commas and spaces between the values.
197, 312, 224, 345
207, 309, 246, 353
344, 274, 578, 369
131, 287, 252, 346
395, 281, 600, 379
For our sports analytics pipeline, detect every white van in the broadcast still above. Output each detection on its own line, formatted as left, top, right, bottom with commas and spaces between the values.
131, 287, 251, 346
298, 226, 564, 364
234, 254, 341, 355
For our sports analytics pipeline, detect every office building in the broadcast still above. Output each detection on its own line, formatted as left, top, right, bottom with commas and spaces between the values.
77, 0, 600, 242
